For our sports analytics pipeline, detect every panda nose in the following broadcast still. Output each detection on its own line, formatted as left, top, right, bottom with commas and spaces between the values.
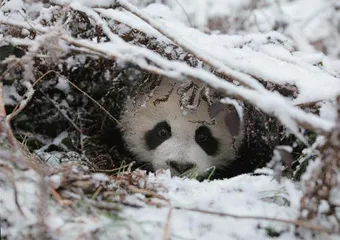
168, 161, 195, 174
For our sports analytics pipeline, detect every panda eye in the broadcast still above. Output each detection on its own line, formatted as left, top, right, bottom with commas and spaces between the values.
158, 128, 170, 138
145, 121, 172, 150
196, 133, 208, 142
195, 125, 219, 156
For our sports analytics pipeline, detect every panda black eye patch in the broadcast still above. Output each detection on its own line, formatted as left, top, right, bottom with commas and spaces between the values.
144, 121, 172, 150
195, 125, 219, 156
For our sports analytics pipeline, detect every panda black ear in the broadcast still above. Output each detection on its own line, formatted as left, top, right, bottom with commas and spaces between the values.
224, 107, 241, 137
209, 102, 241, 137
208, 102, 224, 119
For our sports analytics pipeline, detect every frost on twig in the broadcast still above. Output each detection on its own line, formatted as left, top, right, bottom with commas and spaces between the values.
1, 0, 338, 137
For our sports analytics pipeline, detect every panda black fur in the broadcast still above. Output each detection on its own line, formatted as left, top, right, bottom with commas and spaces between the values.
120, 77, 247, 177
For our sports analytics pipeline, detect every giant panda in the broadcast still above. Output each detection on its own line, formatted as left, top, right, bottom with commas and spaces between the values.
120, 77, 248, 178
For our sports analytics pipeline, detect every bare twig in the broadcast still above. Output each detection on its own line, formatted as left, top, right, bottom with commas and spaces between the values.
174, 206, 338, 234
164, 205, 172, 240
0, 163, 25, 216
128, 185, 167, 201
87, 199, 121, 211
113, 0, 333, 137
0, 14, 334, 136
91, 186, 103, 199
117, 0, 263, 91
174, 0, 193, 27
64, 75, 129, 132
50, 187, 73, 206
8, 70, 56, 121
39, 90, 82, 133
91, 162, 135, 173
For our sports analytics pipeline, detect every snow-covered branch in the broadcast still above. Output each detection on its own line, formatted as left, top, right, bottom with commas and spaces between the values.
1, 1, 338, 139
1, 1, 340, 239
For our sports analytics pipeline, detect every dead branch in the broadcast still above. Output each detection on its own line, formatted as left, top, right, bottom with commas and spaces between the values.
164, 205, 172, 240
50, 187, 73, 206
39, 90, 82, 133
73, 1, 333, 136
117, 0, 263, 91
175, 206, 338, 234
0, 163, 25, 216
8, 70, 56, 121
86, 198, 121, 211
128, 185, 167, 201
0, 14, 333, 136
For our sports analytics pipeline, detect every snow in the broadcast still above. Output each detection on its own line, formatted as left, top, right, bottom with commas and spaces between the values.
220, 97, 244, 123
55, 76, 70, 93
1, 0, 24, 12
3, 85, 22, 106
48, 174, 62, 189
131, 174, 295, 239
2, 0, 339, 136
52, 0, 115, 7
120, 1, 340, 104
95, 8, 165, 40
2, 167, 338, 239
1, 0, 340, 239
92, 173, 110, 182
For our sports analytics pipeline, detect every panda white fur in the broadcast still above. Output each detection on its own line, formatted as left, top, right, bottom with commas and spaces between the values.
120, 77, 244, 177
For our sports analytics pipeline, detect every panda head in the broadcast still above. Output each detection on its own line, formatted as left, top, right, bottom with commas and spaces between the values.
121, 78, 243, 177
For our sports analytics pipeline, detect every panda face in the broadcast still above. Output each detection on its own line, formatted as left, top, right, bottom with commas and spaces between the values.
144, 121, 220, 156
142, 120, 221, 175
121, 78, 243, 176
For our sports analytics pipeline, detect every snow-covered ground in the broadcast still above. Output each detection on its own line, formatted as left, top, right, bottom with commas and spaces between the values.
1, 164, 338, 240
1, 0, 340, 239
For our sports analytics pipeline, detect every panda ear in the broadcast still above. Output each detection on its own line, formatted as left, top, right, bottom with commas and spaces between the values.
224, 107, 241, 137
209, 102, 241, 137
209, 102, 224, 119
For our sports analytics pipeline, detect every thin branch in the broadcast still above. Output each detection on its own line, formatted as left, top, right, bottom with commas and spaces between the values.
174, 206, 338, 234
128, 185, 167, 201
50, 187, 73, 206
64, 74, 128, 132
1, 5, 334, 137
113, 0, 333, 138
164, 204, 172, 240
39, 90, 82, 133
117, 0, 264, 91
174, 0, 193, 27
0, 164, 25, 217
8, 70, 56, 121
86, 198, 121, 211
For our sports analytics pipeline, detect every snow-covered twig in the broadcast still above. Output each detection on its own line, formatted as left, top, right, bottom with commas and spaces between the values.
75, 1, 335, 138
117, 0, 265, 91
0, 8, 335, 139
